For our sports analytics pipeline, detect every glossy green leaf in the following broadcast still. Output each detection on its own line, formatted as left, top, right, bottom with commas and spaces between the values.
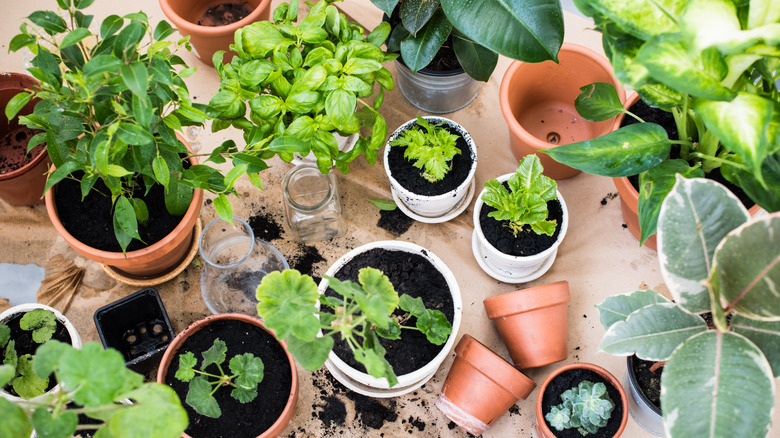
662, 331, 774, 438
116, 122, 154, 146
367, 21, 391, 47
256, 270, 321, 341
400, 8, 451, 72
186, 376, 221, 418
153, 20, 175, 41
114, 196, 141, 241
325, 89, 356, 130
114, 21, 145, 52
367, 198, 397, 211
28, 11, 67, 35
730, 315, 780, 377
400, 0, 440, 36
658, 177, 749, 313
269, 136, 310, 154
120, 62, 148, 98
83, 54, 122, 78
370, 0, 399, 17
60, 27, 91, 49
574, 82, 627, 122
152, 155, 170, 187
596, 290, 670, 331
5, 92, 32, 122
8, 33, 37, 53
100, 14, 123, 38
452, 33, 498, 82
31, 407, 77, 438
722, 153, 780, 213
416, 307, 451, 345
163, 177, 193, 216
212, 193, 233, 223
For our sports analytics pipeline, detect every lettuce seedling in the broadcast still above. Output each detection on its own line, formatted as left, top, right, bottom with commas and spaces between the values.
1, 309, 59, 399
175, 338, 264, 418
256, 268, 453, 387
389, 116, 461, 182
481, 154, 558, 236
546, 380, 615, 436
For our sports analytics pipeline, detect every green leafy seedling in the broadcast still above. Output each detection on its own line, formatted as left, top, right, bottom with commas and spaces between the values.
175, 338, 265, 418
19, 309, 57, 344
546, 380, 614, 436
389, 116, 461, 182
367, 198, 397, 211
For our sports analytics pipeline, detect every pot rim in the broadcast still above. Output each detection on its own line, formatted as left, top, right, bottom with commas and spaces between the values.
483, 280, 570, 319
158, 0, 273, 36
454, 334, 536, 399
156, 313, 299, 438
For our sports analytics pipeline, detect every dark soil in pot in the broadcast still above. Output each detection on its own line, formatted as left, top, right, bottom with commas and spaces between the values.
54, 173, 184, 253
541, 368, 625, 438
164, 319, 292, 438
629, 355, 662, 410
197, 2, 253, 26
325, 248, 455, 376
0, 126, 44, 174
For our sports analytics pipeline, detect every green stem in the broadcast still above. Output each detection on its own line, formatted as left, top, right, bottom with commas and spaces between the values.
689, 152, 749, 170
626, 110, 645, 124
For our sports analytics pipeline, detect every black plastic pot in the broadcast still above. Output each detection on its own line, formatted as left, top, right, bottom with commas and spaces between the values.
93, 287, 175, 371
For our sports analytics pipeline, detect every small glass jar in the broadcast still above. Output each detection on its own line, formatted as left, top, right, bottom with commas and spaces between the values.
282, 164, 346, 241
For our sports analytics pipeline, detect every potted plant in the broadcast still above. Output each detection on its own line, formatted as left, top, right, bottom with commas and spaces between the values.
370, 0, 564, 113
483, 280, 570, 369
1, 340, 187, 438
624, 354, 664, 436
436, 334, 537, 436
473, 154, 568, 283
157, 313, 298, 438
0, 304, 81, 402
536, 362, 628, 438
595, 176, 780, 437
256, 240, 462, 397
383, 115, 477, 221
158, 0, 272, 67
208, 0, 395, 176
545, 0, 780, 245
0, 73, 50, 206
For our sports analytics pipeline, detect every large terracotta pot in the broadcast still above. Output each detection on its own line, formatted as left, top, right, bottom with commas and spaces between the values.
499, 43, 625, 180
536, 363, 628, 438
436, 334, 536, 436
44, 140, 203, 278
483, 280, 570, 369
0, 73, 50, 206
159, 0, 272, 67
157, 313, 299, 438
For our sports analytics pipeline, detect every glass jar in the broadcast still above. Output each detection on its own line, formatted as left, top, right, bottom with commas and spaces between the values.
282, 164, 346, 241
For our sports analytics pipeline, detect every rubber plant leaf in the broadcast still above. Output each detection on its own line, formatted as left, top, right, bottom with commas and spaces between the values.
105, 383, 188, 438
400, 0, 440, 36
399, 8, 451, 73
595, 290, 669, 331
440, 0, 563, 62
730, 315, 780, 377
256, 269, 321, 342
452, 32, 498, 82
661, 331, 774, 438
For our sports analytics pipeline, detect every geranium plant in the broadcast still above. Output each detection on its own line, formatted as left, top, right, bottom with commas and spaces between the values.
1, 309, 58, 399
255, 268, 452, 387
389, 115, 460, 182
595, 176, 780, 438
546, 380, 615, 436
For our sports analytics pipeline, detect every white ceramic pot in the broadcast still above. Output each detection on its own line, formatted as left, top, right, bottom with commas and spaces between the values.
472, 174, 568, 283
384, 117, 477, 219
291, 132, 358, 166
320, 241, 463, 397
0, 303, 82, 402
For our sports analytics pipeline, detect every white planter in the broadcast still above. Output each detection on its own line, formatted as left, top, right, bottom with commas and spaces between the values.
472, 174, 568, 283
0, 303, 81, 402
384, 117, 477, 219
320, 241, 462, 397
291, 132, 358, 166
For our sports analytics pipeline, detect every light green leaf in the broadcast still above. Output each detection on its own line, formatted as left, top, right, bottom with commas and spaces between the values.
186, 376, 221, 418
595, 290, 670, 330
325, 89, 356, 130
163, 176, 193, 216
367, 198, 396, 211
116, 122, 154, 146
12, 354, 49, 399
59, 343, 143, 407
20, 308, 57, 343
748, 0, 780, 28
0, 325, 8, 347
212, 194, 233, 223
106, 383, 188, 438
5, 92, 32, 122
416, 308, 451, 345
0, 364, 14, 387
32, 340, 68, 379
0, 397, 31, 438
119, 62, 148, 98
285, 335, 333, 371
256, 270, 321, 341
60, 27, 91, 49
175, 352, 197, 382
230, 353, 264, 392
201, 339, 227, 370
31, 407, 77, 438
114, 196, 141, 241
152, 156, 170, 187
730, 315, 780, 377
679, 0, 740, 52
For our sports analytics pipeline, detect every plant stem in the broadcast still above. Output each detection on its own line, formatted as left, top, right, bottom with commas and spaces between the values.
689, 153, 748, 171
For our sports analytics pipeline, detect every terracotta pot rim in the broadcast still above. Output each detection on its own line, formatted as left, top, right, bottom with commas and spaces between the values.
159, 0, 273, 36
157, 313, 299, 438
483, 280, 570, 319
536, 362, 629, 438
456, 334, 536, 399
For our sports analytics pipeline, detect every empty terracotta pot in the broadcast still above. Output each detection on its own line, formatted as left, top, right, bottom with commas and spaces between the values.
159, 0, 272, 67
499, 43, 625, 180
436, 334, 536, 436
484, 281, 570, 369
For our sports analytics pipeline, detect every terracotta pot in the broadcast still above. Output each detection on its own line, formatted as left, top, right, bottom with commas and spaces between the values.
44, 139, 203, 278
158, 0, 272, 67
536, 362, 628, 438
0, 73, 50, 206
499, 43, 625, 180
157, 313, 299, 438
436, 334, 536, 436
483, 280, 570, 369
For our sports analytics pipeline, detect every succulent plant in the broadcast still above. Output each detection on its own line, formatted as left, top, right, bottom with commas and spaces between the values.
546, 380, 615, 436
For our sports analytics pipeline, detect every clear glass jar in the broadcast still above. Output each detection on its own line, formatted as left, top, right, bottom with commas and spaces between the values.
282, 164, 346, 241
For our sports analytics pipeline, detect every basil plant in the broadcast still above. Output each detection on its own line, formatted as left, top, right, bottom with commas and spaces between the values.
208, 0, 395, 176
370, 0, 564, 81
596, 176, 780, 438
546, 0, 780, 244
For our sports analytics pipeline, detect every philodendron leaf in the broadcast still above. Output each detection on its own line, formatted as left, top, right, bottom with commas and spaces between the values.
599, 302, 707, 361
657, 177, 749, 314
595, 290, 670, 330
105, 383, 188, 438
0, 397, 31, 438
186, 376, 220, 418
710, 212, 780, 320
399, 8, 451, 73
661, 331, 774, 438
256, 270, 320, 341
451, 32, 498, 82
574, 82, 627, 122
19, 309, 57, 343
730, 315, 780, 377
544, 123, 670, 177
577, 0, 682, 40
31, 407, 77, 438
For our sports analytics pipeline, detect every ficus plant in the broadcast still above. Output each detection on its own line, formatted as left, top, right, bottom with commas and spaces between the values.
545, 380, 615, 436
389, 115, 460, 182
545, 0, 780, 244
1, 309, 59, 399
0, 341, 187, 438
370, 0, 564, 81
481, 154, 559, 237
208, 0, 394, 180
255, 268, 453, 387
595, 176, 780, 438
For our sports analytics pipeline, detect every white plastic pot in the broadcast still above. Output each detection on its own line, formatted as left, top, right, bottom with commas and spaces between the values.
384, 116, 477, 219
320, 241, 463, 397
291, 132, 358, 166
0, 303, 82, 402
472, 174, 568, 283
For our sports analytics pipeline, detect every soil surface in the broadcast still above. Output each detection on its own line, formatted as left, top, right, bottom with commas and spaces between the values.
630, 355, 662, 410
163, 318, 293, 438
387, 121, 474, 196
377, 207, 414, 237
0, 126, 45, 174
541, 368, 625, 438
197, 2, 253, 26
324, 248, 455, 376
54, 173, 185, 252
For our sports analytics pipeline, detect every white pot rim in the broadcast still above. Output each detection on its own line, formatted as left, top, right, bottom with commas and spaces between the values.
319, 240, 462, 390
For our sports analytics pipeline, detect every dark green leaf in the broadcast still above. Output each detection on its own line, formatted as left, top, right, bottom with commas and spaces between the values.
5, 92, 32, 122
28, 11, 67, 35
452, 33, 498, 82
100, 15, 123, 38
400, 0, 440, 36
370, 0, 399, 17
120, 62, 149, 97
115, 196, 141, 241
9, 33, 37, 52
186, 376, 221, 418
201, 339, 227, 370
44, 161, 82, 193
575, 82, 627, 122
83, 54, 121, 78
164, 177, 193, 216
116, 122, 154, 145
153, 20, 176, 41
114, 21, 145, 52
399, 9, 451, 72
60, 27, 91, 49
